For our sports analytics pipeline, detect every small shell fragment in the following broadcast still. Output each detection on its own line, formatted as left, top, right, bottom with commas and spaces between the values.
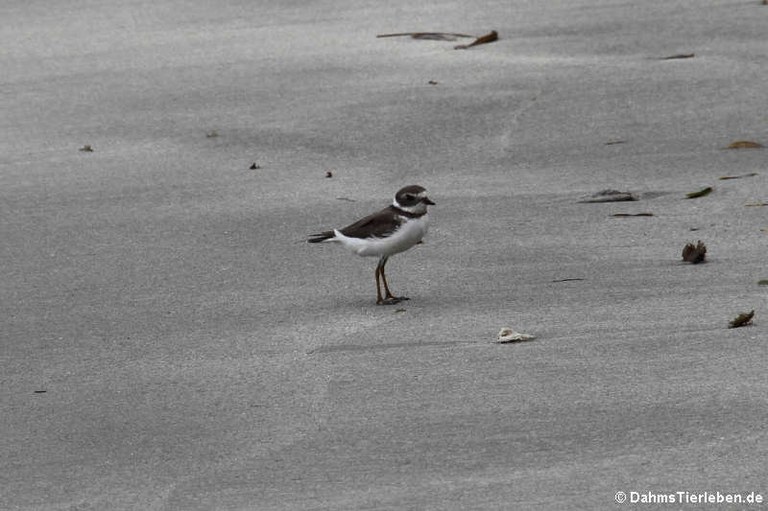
496, 328, 536, 343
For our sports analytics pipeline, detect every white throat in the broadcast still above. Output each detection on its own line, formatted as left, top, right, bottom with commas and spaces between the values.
393, 199, 427, 215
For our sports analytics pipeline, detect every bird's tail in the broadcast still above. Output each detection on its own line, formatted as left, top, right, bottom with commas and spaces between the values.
307, 230, 336, 243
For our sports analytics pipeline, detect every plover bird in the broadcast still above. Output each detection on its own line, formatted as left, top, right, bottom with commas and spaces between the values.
308, 185, 435, 305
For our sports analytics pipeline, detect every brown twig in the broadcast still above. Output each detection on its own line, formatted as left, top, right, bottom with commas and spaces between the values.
662, 53, 695, 60
376, 32, 474, 40
719, 172, 758, 180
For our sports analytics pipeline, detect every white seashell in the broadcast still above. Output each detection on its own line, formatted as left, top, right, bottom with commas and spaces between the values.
496, 328, 536, 343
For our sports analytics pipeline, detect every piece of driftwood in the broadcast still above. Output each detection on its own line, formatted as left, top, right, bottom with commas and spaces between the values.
376, 32, 474, 41
682, 240, 707, 264
729, 310, 754, 328
612, 213, 654, 217
454, 30, 498, 50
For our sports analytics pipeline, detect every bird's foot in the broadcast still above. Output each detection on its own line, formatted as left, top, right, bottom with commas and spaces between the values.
377, 295, 409, 305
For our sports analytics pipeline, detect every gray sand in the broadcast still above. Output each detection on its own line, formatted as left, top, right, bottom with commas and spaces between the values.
2, 1, 766, 509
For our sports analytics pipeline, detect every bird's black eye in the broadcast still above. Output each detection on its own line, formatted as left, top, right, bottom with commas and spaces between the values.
404, 194, 414, 200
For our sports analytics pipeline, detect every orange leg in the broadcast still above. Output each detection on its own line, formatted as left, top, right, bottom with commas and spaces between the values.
375, 256, 409, 305
374, 262, 384, 304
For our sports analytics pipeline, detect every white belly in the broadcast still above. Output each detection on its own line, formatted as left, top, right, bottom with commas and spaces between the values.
335, 215, 429, 257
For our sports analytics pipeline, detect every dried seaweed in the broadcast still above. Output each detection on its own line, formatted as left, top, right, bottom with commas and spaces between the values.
729, 310, 754, 329
682, 240, 707, 264
377, 30, 498, 49
454, 30, 498, 50
79, 144, 93, 152
686, 187, 713, 199
580, 190, 638, 203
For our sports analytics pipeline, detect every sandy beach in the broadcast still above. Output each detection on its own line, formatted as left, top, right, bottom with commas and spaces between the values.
2, 0, 766, 509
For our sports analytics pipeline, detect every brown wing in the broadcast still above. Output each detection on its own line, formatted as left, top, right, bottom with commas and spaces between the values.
339, 206, 401, 239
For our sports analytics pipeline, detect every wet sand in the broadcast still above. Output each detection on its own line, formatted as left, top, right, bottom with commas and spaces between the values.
2, 0, 766, 509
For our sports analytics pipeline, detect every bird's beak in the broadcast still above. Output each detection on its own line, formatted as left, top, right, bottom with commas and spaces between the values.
423, 197, 436, 205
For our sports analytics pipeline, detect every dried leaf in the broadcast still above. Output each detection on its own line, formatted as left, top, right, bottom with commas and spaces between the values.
686, 187, 712, 199
682, 240, 707, 264
729, 310, 754, 328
